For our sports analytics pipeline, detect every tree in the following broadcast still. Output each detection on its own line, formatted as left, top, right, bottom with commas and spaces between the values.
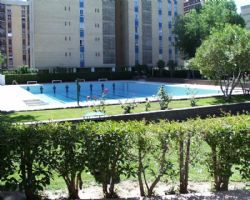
173, 0, 245, 59
49, 123, 87, 199
200, 115, 249, 191
157, 85, 172, 110
0, 53, 4, 71
167, 60, 178, 78
13, 125, 52, 200
84, 121, 134, 198
191, 25, 250, 100
157, 60, 166, 77
131, 121, 175, 197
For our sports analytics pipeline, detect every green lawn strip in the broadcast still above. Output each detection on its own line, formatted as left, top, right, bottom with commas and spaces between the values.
0, 95, 249, 123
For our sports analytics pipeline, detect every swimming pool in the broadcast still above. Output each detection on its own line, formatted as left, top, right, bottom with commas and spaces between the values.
20, 81, 221, 104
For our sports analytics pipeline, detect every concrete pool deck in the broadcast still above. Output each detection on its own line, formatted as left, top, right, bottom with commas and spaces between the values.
0, 83, 243, 112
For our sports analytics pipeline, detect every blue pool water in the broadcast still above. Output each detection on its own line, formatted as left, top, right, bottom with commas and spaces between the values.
20, 81, 220, 104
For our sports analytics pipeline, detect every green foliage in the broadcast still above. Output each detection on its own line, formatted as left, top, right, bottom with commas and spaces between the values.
0, 122, 16, 185
0, 53, 4, 67
133, 64, 150, 76
10, 124, 52, 200
191, 25, 250, 99
5, 72, 133, 85
15, 66, 38, 74
132, 121, 175, 196
174, 0, 245, 59
120, 100, 137, 114
186, 88, 199, 107
83, 121, 134, 198
167, 60, 178, 71
0, 114, 249, 198
48, 123, 87, 199
157, 85, 172, 110
199, 114, 250, 191
145, 98, 151, 112
157, 60, 166, 69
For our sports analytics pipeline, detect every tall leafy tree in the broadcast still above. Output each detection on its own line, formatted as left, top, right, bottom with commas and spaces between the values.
191, 25, 250, 99
174, 0, 245, 59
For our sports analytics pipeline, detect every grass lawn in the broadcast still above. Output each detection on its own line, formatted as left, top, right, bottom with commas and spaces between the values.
0, 95, 249, 123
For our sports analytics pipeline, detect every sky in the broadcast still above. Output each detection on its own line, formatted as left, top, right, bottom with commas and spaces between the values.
234, 0, 250, 13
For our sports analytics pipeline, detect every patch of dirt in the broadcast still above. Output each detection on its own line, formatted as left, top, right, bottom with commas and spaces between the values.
43, 181, 249, 200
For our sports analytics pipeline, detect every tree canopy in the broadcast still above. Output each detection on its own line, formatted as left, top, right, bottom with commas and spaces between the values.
191, 25, 250, 99
173, 0, 245, 59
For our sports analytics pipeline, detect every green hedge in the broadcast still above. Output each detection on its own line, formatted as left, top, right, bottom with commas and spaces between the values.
5, 72, 133, 85
0, 115, 249, 199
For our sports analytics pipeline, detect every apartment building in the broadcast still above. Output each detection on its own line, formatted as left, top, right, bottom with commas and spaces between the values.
0, 0, 184, 71
30, 0, 116, 71
118, 0, 184, 67
0, 0, 30, 69
241, 5, 250, 30
184, 0, 204, 13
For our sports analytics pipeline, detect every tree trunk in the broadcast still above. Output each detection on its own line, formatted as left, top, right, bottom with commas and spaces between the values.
109, 176, 115, 197
179, 140, 187, 194
138, 147, 145, 196
148, 176, 161, 197
67, 179, 79, 199
102, 183, 108, 197
183, 137, 191, 193
214, 175, 229, 192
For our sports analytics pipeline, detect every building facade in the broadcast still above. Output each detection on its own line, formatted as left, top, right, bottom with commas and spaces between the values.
0, 0, 184, 71
0, 0, 30, 69
30, 0, 116, 71
184, 0, 204, 13
241, 5, 250, 30
118, 0, 184, 68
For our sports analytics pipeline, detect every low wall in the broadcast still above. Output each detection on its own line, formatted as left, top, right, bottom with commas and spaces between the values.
0, 74, 5, 85
28, 102, 250, 124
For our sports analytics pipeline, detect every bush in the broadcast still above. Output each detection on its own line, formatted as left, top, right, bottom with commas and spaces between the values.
0, 115, 248, 198
157, 85, 172, 110
199, 115, 250, 191
48, 123, 87, 199
83, 121, 134, 198
0, 124, 53, 200
5, 72, 133, 84
131, 121, 175, 197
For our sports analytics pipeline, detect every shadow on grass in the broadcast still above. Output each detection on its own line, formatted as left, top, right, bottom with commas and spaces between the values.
202, 95, 250, 106
0, 112, 37, 123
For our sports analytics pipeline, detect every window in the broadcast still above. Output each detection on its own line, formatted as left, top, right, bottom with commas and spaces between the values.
69, 36, 71, 41
68, 6, 70, 11
65, 36, 67, 41
65, 52, 67, 56
95, 23, 99, 28
80, 30, 84, 37
69, 52, 71, 56
80, 16, 84, 23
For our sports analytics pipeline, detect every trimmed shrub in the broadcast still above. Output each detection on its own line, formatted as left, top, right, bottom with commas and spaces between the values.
5, 72, 133, 85
83, 121, 134, 198
199, 115, 250, 191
